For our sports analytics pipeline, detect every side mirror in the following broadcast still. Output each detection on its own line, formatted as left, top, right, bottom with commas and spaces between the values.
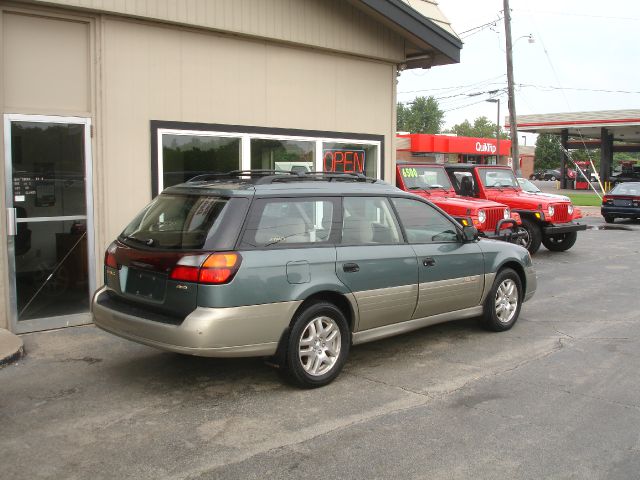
462, 225, 479, 242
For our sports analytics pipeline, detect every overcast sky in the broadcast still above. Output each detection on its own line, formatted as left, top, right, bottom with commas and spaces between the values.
397, 0, 640, 137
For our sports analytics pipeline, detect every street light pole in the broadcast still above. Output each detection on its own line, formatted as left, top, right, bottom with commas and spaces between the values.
486, 98, 500, 165
503, 0, 521, 176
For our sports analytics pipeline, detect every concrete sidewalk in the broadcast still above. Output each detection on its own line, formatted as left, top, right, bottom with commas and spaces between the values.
0, 328, 24, 367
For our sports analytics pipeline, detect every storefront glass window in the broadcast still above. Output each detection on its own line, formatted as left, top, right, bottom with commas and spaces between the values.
322, 142, 378, 178
250, 139, 314, 173
162, 135, 240, 188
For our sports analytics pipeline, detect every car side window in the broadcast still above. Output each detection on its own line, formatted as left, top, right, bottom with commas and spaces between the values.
391, 197, 459, 244
341, 197, 402, 245
240, 198, 337, 248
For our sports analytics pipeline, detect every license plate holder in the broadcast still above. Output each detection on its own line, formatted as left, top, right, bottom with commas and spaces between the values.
125, 268, 167, 302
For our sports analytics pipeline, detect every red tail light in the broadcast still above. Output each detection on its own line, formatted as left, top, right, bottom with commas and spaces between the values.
104, 243, 118, 269
602, 196, 612, 205
199, 253, 241, 284
169, 253, 242, 285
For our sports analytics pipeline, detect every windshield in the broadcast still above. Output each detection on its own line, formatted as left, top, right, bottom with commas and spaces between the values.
518, 178, 540, 193
120, 194, 231, 249
610, 182, 640, 195
479, 168, 520, 188
399, 166, 453, 190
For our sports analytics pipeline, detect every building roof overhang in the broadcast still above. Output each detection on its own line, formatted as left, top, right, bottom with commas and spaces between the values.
352, 0, 462, 68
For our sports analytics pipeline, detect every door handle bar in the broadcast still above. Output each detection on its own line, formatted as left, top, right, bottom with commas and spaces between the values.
6, 208, 17, 236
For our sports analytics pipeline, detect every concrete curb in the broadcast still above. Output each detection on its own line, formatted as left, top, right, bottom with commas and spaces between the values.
0, 328, 24, 367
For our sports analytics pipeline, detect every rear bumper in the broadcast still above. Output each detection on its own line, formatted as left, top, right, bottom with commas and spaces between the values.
542, 222, 587, 235
601, 206, 640, 218
91, 287, 300, 357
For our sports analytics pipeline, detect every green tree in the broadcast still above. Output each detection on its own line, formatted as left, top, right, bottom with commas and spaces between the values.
397, 96, 444, 134
448, 116, 507, 139
534, 133, 564, 170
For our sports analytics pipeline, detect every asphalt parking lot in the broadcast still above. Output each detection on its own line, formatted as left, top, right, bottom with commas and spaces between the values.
2, 215, 640, 480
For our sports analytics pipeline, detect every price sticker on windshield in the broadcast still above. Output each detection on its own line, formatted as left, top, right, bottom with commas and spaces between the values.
401, 168, 418, 178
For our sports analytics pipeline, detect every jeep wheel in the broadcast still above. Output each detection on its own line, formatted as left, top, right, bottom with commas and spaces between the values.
283, 301, 350, 388
604, 215, 615, 224
518, 218, 542, 254
542, 231, 578, 252
481, 268, 523, 332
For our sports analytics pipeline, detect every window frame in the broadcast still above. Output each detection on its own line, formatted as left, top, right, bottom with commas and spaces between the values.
238, 195, 342, 251
151, 121, 384, 196
339, 195, 404, 247
389, 195, 463, 245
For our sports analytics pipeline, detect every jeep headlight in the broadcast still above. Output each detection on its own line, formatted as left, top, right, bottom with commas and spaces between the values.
478, 209, 486, 224
548, 205, 555, 217
504, 208, 510, 220
568, 204, 574, 215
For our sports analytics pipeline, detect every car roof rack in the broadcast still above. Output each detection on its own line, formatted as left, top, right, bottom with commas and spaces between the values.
186, 170, 378, 185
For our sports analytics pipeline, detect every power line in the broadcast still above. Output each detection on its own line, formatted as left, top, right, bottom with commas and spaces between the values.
514, 8, 640, 22
458, 15, 504, 39
398, 74, 506, 94
518, 84, 640, 95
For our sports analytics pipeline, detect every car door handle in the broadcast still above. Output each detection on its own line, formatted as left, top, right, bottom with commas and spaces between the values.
423, 257, 436, 267
343, 263, 360, 273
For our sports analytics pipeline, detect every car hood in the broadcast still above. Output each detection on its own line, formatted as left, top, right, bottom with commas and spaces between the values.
485, 189, 571, 208
524, 191, 571, 202
410, 190, 507, 210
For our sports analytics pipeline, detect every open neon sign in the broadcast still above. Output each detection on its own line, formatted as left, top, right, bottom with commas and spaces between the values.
323, 149, 365, 174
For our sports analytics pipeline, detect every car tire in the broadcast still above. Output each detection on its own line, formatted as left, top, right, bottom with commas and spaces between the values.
550, 175, 557, 181
604, 215, 615, 224
542, 231, 578, 252
480, 268, 523, 332
518, 218, 542, 254
282, 301, 350, 388
529, 174, 537, 180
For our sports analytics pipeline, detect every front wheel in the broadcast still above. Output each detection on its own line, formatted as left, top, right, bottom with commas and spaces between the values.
517, 218, 542, 254
283, 301, 350, 388
550, 175, 557, 181
481, 268, 523, 332
542, 231, 578, 251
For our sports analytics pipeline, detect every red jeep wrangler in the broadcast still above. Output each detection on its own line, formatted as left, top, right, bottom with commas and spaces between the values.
444, 164, 586, 253
396, 164, 523, 243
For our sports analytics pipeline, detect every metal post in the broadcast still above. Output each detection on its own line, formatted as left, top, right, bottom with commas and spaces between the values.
503, 0, 521, 176
561, 129, 569, 189
496, 99, 501, 165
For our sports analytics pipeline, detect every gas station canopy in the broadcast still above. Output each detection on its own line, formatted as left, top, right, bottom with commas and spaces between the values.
506, 109, 640, 185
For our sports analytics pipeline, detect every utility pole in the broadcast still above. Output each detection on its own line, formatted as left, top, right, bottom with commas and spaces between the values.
503, 0, 521, 176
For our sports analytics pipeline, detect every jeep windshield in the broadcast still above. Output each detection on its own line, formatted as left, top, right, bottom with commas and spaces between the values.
119, 194, 238, 250
479, 168, 520, 189
399, 166, 453, 191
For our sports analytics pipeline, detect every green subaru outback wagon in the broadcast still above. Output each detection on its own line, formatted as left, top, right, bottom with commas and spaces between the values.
92, 171, 536, 388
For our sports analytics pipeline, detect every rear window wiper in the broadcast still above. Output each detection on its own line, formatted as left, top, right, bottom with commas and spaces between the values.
123, 235, 155, 247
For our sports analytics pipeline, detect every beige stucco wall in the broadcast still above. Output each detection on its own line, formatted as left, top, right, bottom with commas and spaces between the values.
1, 3, 397, 331
27, 0, 406, 63
99, 16, 395, 246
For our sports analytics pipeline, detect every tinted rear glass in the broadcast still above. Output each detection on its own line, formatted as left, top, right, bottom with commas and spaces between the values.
120, 194, 231, 250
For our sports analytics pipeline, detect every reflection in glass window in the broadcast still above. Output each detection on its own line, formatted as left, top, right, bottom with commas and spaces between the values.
162, 135, 240, 189
322, 143, 378, 178
250, 139, 314, 173
342, 197, 400, 245
392, 197, 458, 244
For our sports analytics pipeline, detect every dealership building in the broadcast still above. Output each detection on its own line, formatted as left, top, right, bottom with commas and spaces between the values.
0, 0, 461, 333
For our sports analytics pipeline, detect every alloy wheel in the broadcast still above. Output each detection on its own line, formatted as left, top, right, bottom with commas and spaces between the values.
298, 316, 342, 376
495, 279, 519, 324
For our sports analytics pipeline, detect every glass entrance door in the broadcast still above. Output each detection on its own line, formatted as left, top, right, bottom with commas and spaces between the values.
4, 115, 95, 333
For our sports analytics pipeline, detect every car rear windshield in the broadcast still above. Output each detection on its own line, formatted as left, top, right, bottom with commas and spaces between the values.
610, 183, 640, 195
120, 194, 240, 250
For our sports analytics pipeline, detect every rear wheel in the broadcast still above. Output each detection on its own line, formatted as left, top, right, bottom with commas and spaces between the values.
282, 301, 350, 388
604, 215, 615, 224
542, 231, 578, 252
481, 268, 523, 332
550, 175, 557, 181
518, 218, 542, 254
